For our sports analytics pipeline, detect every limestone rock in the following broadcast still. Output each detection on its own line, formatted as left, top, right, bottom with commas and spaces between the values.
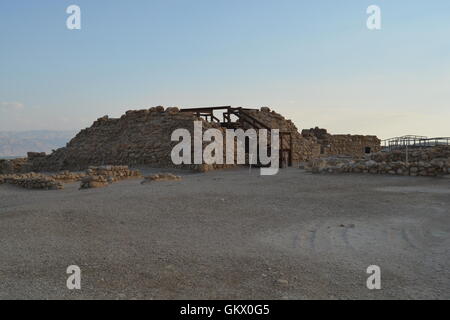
141, 173, 181, 184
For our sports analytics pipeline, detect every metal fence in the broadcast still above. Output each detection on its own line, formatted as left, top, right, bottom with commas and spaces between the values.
381, 135, 450, 151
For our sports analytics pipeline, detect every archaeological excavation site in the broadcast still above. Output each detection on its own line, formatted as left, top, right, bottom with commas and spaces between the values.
1, 106, 449, 190
3, 0, 450, 303
1, 106, 449, 301
0, 106, 380, 186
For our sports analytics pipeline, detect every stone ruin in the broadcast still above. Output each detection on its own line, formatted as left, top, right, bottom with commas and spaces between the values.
308, 146, 450, 177
4, 107, 450, 180
0, 106, 383, 176
2, 105, 448, 179
241, 108, 321, 166
27, 106, 227, 173
0, 173, 63, 190
80, 165, 142, 189
141, 173, 182, 184
301, 127, 381, 158
0, 165, 141, 190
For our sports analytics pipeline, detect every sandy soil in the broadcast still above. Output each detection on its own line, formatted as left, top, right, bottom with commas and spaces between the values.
0, 167, 449, 299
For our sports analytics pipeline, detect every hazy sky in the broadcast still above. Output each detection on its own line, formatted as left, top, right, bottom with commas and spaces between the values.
0, 0, 449, 139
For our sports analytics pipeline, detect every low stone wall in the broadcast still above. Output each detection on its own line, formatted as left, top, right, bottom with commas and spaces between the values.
141, 173, 181, 184
0, 173, 63, 190
370, 146, 450, 162
308, 146, 450, 177
86, 165, 141, 180
50, 171, 87, 182
80, 165, 142, 189
0, 166, 143, 190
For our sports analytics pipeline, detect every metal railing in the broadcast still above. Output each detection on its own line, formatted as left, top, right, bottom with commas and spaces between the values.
381, 135, 450, 151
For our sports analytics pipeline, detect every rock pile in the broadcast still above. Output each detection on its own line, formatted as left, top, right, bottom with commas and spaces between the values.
308, 146, 450, 177
79, 165, 141, 189
0, 173, 63, 190
141, 173, 182, 184
79, 175, 109, 189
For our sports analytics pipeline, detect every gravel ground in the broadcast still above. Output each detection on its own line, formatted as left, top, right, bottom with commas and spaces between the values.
0, 167, 449, 299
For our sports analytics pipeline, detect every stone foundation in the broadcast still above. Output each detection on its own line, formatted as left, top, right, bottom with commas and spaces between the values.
0, 173, 63, 190
79, 166, 142, 189
308, 146, 450, 177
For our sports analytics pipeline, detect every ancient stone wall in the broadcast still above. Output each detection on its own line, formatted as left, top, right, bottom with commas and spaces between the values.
302, 127, 381, 158
30, 107, 228, 173
243, 108, 321, 165
0, 173, 63, 190
0, 158, 31, 174
0, 107, 384, 173
308, 146, 450, 177
80, 165, 142, 189
325, 135, 381, 157
0, 166, 142, 190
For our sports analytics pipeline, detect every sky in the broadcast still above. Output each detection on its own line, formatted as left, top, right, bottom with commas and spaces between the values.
0, 0, 449, 139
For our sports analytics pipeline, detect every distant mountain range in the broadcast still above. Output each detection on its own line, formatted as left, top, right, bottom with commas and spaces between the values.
0, 130, 76, 158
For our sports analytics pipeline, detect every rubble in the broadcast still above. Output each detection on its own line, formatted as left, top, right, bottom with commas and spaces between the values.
141, 173, 182, 184
79, 165, 141, 189
79, 175, 109, 189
